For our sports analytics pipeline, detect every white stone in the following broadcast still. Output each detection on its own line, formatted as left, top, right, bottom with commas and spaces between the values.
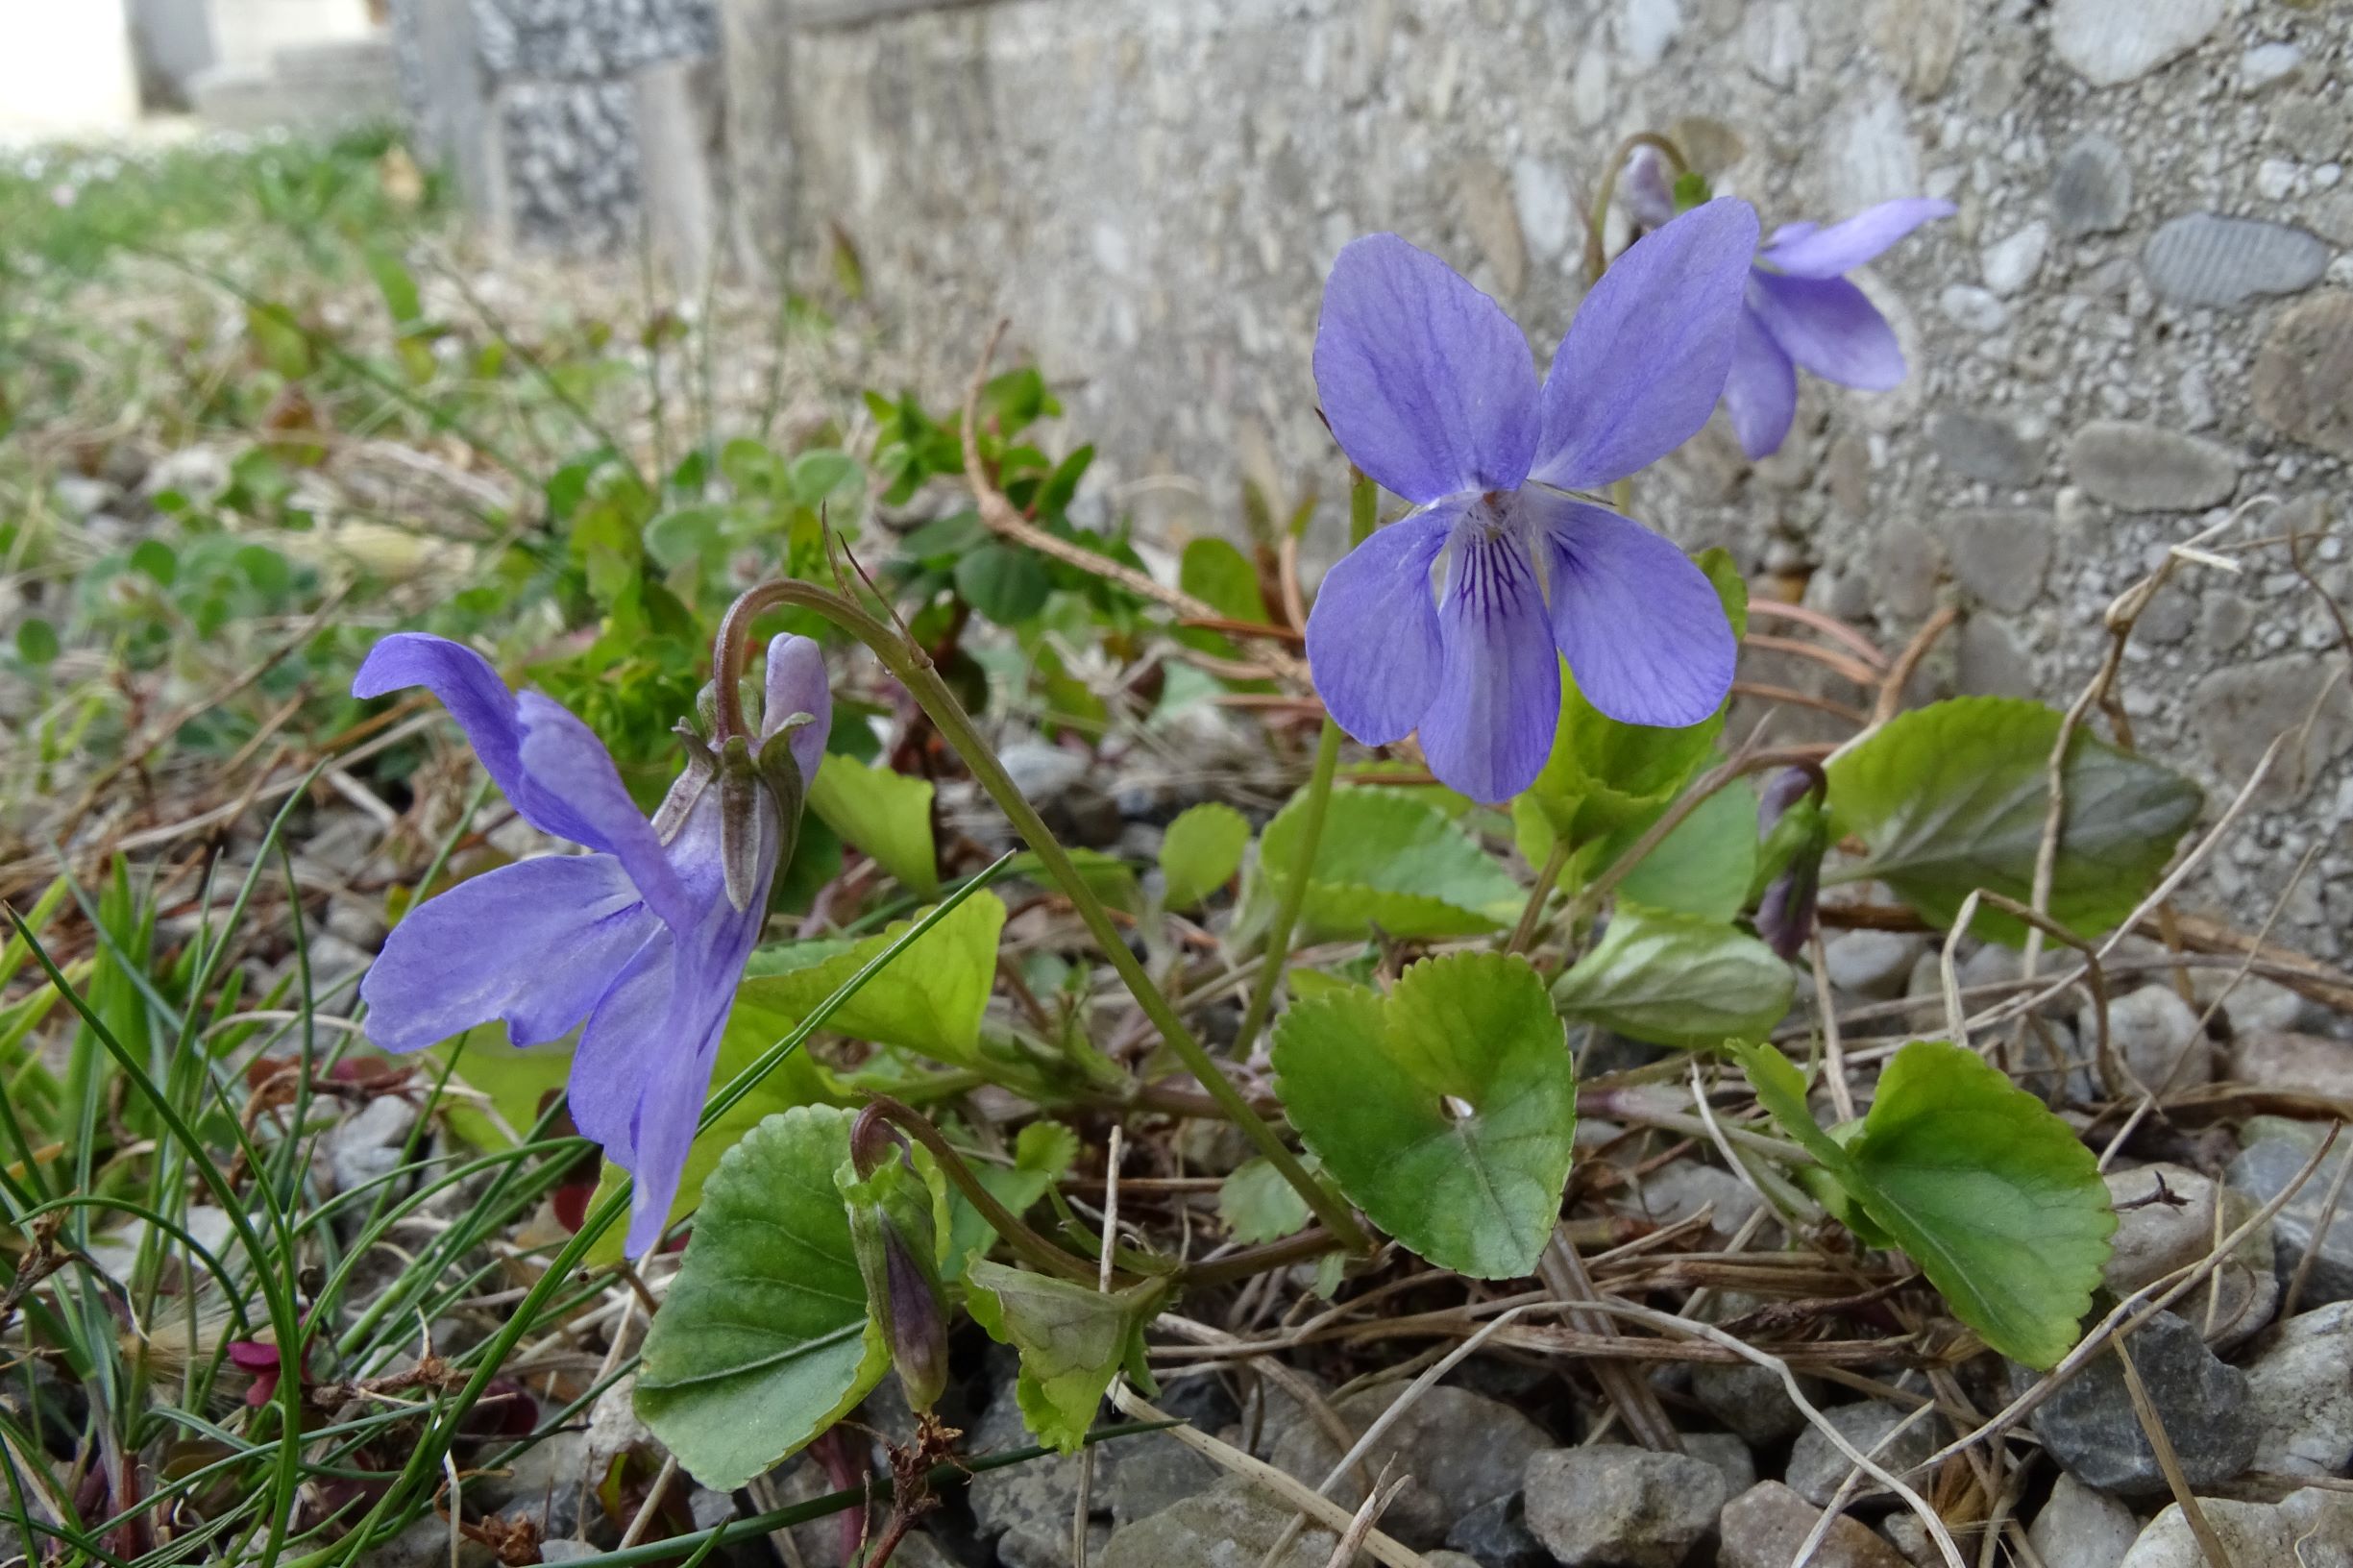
1940, 283, 2010, 332
1982, 221, 2049, 296
1831, 89, 1922, 211
1572, 50, 1610, 129
2050, 0, 2227, 88
2241, 41, 2304, 91
1743, 1, 1806, 87
2026, 1474, 2140, 1568
2244, 1302, 2353, 1479
1512, 157, 1576, 261
1621, 0, 1683, 70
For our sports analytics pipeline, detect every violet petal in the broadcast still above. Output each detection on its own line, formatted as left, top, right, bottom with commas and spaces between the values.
1303, 503, 1456, 747
760, 633, 834, 786
1758, 197, 1954, 279
1722, 305, 1801, 460
1533, 494, 1736, 728
1532, 199, 1761, 490
352, 634, 617, 852
358, 854, 655, 1054
1747, 270, 1907, 391
516, 693, 696, 931
1415, 530, 1560, 804
1313, 233, 1539, 503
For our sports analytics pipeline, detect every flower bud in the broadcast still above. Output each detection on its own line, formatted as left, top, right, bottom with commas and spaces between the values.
1752, 767, 1828, 962
838, 1120, 950, 1412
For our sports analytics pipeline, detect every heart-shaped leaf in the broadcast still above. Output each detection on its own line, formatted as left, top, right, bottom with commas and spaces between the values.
1271, 951, 1576, 1278
1552, 903, 1794, 1047
635, 1105, 946, 1489
1826, 697, 2201, 944
1734, 1040, 2115, 1368
1259, 788, 1521, 941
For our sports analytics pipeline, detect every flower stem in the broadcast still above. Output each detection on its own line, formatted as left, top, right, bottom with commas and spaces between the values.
1583, 131, 1690, 283
866, 1095, 1102, 1285
1234, 716, 1341, 1054
716, 580, 1374, 1255
1231, 468, 1375, 1054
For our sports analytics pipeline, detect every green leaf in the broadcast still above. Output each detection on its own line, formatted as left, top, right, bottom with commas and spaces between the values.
807, 752, 939, 896
1178, 537, 1270, 623
1260, 788, 1521, 941
643, 505, 725, 573
1519, 775, 1760, 922
788, 449, 863, 507
581, 894, 1002, 1264
1001, 848, 1143, 916
1733, 1041, 2113, 1368
245, 301, 311, 379
1826, 697, 2202, 944
14, 619, 59, 667
736, 893, 1005, 1063
430, 1026, 576, 1149
1611, 778, 1759, 921
964, 1260, 1166, 1452
636, 1106, 944, 1489
1218, 1157, 1312, 1244
364, 247, 423, 328
1271, 951, 1577, 1278
1552, 903, 1793, 1048
1516, 549, 1745, 845
1159, 802, 1250, 910
955, 542, 1053, 625
947, 1119, 1079, 1280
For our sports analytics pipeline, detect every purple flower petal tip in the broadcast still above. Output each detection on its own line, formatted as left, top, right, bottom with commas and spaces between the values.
1758, 197, 1953, 279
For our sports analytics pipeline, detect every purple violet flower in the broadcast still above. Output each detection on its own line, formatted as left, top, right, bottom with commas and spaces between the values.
351, 631, 831, 1258
1304, 201, 1759, 802
1627, 154, 1952, 459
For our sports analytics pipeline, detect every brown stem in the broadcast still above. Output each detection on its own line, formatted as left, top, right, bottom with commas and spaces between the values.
867, 1095, 1103, 1285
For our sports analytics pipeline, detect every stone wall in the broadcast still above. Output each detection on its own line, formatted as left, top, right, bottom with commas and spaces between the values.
391, 0, 2352, 957
393, 0, 719, 257
712, 0, 2352, 960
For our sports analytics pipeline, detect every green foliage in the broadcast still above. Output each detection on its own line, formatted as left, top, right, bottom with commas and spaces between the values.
1515, 548, 1746, 850
1159, 801, 1251, 910
581, 894, 1002, 1263
1826, 698, 2202, 944
964, 1260, 1165, 1452
1271, 952, 1576, 1278
1218, 1157, 1312, 1244
1259, 787, 1521, 940
1734, 1040, 2115, 1367
637, 1106, 949, 1490
807, 751, 941, 897
737, 893, 1006, 1064
1553, 903, 1794, 1047
947, 1120, 1081, 1279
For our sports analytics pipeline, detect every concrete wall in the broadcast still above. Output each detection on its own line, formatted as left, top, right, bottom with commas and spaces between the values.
724, 0, 2353, 960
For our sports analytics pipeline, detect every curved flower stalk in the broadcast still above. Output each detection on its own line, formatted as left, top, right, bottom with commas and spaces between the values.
1304, 201, 1758, 803
352, 631, 831, 1258
1626, 151, 1952, 459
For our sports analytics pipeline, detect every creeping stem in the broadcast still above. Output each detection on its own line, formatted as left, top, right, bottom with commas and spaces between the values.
714, 580, 1374, 1255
